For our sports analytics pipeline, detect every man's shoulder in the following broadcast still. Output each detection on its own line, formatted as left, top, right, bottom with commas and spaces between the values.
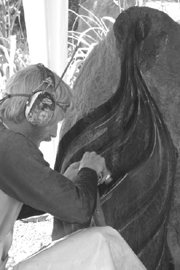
0, 125, 37, 155
0, 125, 24, 146
0, 124, 49, 168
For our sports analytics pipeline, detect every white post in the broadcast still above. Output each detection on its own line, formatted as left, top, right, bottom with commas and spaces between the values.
22, 0, 68, 168
22, 0, 49, 65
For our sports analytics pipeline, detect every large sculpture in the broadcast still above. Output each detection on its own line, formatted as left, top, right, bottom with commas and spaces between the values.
53, 6, 180, 270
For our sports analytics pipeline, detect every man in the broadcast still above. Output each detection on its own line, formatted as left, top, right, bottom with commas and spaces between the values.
0, 64, 146, 270
0, 63, 109, 269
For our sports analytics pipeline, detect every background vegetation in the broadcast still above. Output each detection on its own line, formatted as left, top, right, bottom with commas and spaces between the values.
0, 0, 29, 93
1, 0, 180, 93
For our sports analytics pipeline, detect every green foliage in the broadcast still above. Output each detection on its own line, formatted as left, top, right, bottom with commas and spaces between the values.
67, 5, 115, 87
0, 0, 30, 92
1, 0, 179, 91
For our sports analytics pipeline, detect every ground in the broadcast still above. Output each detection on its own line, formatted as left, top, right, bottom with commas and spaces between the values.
7, 214, 53, 269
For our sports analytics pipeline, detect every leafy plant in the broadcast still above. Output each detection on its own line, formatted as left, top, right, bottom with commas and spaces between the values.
1, 0, 179, 92
0, 0, 30, 93
67, 4, 115, 87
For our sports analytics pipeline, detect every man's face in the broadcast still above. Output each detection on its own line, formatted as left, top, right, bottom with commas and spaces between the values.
39, 105, 65, 142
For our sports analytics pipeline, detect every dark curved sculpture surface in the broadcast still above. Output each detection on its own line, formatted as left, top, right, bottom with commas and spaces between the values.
53, 6, 180, 270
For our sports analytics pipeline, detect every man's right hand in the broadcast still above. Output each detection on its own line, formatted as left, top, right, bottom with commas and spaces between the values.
79, 151, 110, 184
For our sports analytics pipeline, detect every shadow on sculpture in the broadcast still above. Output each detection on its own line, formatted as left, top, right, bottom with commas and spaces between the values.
53, 6, 180, 270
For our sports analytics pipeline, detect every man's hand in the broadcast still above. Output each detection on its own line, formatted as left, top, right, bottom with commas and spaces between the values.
79, 152, 111, 184
64, 152, 112, 185
63, 161, 80, 182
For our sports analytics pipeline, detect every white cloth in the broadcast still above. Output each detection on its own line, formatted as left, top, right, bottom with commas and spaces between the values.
13, 226, 147, 270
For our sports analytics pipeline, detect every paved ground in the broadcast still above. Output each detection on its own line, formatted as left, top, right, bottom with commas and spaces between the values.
7, 215, 53, 269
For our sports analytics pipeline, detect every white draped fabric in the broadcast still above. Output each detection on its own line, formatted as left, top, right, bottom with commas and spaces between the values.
13, 226, 147, 270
